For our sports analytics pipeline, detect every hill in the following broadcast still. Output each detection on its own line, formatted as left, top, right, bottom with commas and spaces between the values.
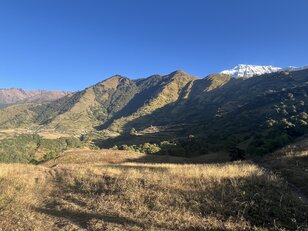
0, 148, 307, 230
0, 69, 307, 156
0, 71, 196, 133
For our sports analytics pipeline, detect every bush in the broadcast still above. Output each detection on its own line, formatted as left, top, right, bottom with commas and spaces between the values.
130, 128, 138, 136
247, 131, 292, 156
43, 150, 59, 161
141, 143, 161, 154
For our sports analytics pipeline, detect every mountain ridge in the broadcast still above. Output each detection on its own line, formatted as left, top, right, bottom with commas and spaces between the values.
0, 67, 307, 155
0, 88, 72, 107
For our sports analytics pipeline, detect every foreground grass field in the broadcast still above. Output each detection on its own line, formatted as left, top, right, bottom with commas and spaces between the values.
0, 149, 307, 230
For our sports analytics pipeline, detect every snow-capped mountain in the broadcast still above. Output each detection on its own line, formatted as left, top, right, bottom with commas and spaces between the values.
281, 65, 308, 72
220, 64, 282, 78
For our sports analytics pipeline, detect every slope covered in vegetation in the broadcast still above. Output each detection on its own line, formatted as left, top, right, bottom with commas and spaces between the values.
0, 134, 83, 163
0, 69, 307, 156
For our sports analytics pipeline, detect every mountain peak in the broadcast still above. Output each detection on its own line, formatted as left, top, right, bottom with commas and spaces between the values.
169, 70, 188, 76
220, 64, 282, 78
94, 75, 131, 90
96, 74, 129, 84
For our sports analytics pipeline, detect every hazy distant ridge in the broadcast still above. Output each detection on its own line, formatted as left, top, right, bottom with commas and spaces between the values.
0, 88, 71, 106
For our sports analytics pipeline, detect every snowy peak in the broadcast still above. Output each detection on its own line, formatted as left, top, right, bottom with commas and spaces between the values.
281, 65, 308, 72
220, 64, 282, 78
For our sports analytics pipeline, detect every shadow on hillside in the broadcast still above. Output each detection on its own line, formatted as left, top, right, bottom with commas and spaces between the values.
95, 79, 163, 131
34, 170, 147, 229
92, 78, 242, 149
94, 76, 236, 144
93, 124, 198, 148
259, 153, 308, 198
124, 152, 231, 165
108, 164, 170, 172
93, 133, 169, 148
35, 207, 144, 229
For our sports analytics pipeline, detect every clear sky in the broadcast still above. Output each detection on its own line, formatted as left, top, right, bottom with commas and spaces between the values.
0, 0, 307, 91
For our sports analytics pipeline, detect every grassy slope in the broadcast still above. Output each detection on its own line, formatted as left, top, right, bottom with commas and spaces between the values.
0, 76, 139, 133
46, 87, 100, 132
0, 149, 307, 230
0, 103, 36, 128
260, 137, 308, 200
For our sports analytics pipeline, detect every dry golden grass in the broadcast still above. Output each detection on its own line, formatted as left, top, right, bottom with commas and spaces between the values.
0, 129, 26, 140
0, 164, 54, 230
0, 149, 307, 230
37, 132, 73, 139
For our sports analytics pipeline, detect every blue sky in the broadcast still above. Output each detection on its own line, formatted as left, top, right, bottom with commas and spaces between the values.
0, 0, 307, 91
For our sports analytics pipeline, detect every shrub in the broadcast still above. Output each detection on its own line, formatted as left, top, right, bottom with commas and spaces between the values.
140, 143, 161, 154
